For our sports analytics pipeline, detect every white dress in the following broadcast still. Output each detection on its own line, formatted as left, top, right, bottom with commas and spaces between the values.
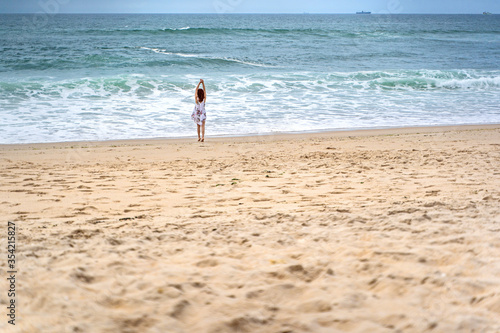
191, 100, 206, 125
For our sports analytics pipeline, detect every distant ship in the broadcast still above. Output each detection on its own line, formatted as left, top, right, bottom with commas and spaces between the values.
356, 11, 371, 14
483, 12, 492, 15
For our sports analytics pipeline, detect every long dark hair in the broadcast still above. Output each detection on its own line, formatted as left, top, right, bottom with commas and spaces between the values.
197, 88, 205, 102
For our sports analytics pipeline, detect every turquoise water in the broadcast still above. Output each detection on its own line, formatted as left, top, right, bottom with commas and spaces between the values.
1, 14, 499, 143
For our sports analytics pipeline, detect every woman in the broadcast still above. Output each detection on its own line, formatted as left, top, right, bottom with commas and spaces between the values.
191, 79, 206, 142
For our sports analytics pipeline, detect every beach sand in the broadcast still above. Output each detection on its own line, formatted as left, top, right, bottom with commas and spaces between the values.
1, 125, 500, 333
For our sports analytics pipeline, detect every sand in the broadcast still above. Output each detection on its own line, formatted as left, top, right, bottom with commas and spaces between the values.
1, 124, 500, 333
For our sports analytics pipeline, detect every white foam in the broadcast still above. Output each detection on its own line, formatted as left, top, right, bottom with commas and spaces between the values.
1, 71, 499, 144
438, 76, 500, 89
166, 26, 190, 31
139, 47, 275, 67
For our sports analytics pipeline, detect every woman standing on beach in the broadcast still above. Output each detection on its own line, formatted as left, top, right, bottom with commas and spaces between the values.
192, 79, 207, 142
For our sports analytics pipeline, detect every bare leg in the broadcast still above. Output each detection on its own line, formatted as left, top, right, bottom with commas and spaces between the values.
197, 125, 201, 141
201, 121, 205, 142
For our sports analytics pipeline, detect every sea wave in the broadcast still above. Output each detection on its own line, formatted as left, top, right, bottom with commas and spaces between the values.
75, 27, 376, 39
335, 70, 500, 90
75, 26, 500, 39
1, 70, 499, 103
139, 46, 275, 68
1, 70, 499, 144
81, 27, 332, 35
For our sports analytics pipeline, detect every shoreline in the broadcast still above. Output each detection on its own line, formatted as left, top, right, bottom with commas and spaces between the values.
2, 123, 499, 149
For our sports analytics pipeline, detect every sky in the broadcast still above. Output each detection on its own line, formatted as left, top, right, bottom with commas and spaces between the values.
0, 0, 499, 14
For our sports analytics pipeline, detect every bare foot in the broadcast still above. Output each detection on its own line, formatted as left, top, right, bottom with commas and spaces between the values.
201, 138, 204, 142
198, 138, 201, 141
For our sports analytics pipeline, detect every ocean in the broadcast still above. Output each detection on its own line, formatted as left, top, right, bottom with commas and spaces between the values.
1, 14, 499, 143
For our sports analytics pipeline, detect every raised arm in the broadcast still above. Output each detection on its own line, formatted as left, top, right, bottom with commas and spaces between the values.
194, 81, 201, 103
201, 80, 206, 101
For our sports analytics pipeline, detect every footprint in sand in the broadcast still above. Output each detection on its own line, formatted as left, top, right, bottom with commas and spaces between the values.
195, 259, 218, 268
297, 299, 332, 313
